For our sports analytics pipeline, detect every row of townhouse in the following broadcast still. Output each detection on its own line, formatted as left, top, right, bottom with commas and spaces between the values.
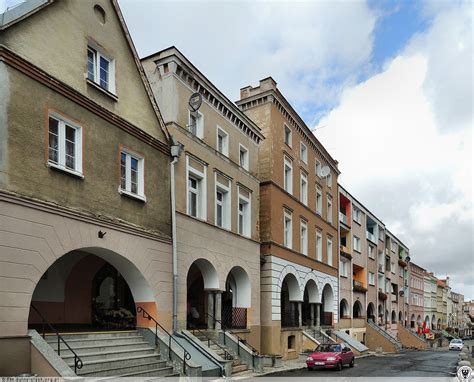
3, 0, 463, 378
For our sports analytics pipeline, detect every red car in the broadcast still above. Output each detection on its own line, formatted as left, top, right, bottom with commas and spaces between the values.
306, 343, 354, 371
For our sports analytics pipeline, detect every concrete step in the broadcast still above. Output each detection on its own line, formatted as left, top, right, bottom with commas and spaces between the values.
53, 341, 150, 356
231, 364, 248, 374
46, 335, 145, 348
62, 347, 155, 362
46, 331, 138, 341
93, 365, 175, 379
72, 354, 163, 375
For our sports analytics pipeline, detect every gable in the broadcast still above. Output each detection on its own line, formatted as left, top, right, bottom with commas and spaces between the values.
0, 0, 168, 143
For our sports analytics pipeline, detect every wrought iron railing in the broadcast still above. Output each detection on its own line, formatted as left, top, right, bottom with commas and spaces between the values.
136, 306, 191, 375
222, 306, 247, 329
31, 305, 83, 374
206, 312, 260, 368
191, 327, 233, 361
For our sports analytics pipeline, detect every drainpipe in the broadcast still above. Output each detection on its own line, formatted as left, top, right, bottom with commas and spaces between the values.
170, 136, 184, 332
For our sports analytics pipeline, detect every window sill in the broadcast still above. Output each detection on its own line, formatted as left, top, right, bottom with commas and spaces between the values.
118, 188, 147, 203
87, 78, 118, 102
341, 275, 348, 278
47, 162, 84, 179
369, 257, 376, 261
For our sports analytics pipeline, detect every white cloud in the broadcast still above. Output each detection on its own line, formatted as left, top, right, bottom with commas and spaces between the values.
316, 2, 473, 297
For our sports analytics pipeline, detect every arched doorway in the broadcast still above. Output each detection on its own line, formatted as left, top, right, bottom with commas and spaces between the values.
353, 300, 363, 318
222, 266, 251, 329
417, 315, 422, 329
186, 259, 219, 329
302, 279, 318, 326
367, 303, 375, 322
321, 284, 334, 326
432, 314, 436, 330
425, 315, 431, 329
378, 304, 384, 324
391, 310, 396, 324
411, 314, 416, 329
398, 311, 403, 323
281, 274, 300, 328
340, 299, 349, 319
437, 318, 442, 330
28, 248, 156, 332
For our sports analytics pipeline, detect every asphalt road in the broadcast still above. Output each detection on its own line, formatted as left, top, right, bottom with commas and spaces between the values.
270, 349, 460, 377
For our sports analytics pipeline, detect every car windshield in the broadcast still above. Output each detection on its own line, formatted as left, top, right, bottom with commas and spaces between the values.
316, 344, 341, 352
452, 339, 462, 343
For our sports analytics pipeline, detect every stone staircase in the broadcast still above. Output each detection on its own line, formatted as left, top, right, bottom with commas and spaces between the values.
366, 320, 403, 352
305, 327, 336, 344
45, 330, 179, 378
192, 330, 249, 376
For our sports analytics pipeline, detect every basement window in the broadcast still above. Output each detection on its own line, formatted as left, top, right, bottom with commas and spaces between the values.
287, 335, 295, 350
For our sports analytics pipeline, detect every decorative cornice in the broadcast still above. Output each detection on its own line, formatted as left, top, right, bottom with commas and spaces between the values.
0, 45, 170, 156
0, 190, 172, 244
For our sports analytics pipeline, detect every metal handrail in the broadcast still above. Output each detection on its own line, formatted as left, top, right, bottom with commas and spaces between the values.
31, 305, 83, 374
191, 327, 233, 360
206, 312, 260, 368
136, 305, 191, 375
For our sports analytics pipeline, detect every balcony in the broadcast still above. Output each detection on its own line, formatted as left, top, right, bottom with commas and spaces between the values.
366, 231, 376, 243
339, 211, 350, 226
378, 290, 387, 300
353, 280, 368, 293
398, 258, 407, 267
340, 245, 352, 260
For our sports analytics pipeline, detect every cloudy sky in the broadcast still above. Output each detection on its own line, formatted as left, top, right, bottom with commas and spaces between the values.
2, 0, 470, 298
117, 0, 473, 299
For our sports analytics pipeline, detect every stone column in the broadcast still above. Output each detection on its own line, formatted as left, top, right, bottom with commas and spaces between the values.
215, 291, 222, 330
316, 304, 321, 327
207, 291, 215, 329
298, 302, 302, 327
310, 304, 315, 327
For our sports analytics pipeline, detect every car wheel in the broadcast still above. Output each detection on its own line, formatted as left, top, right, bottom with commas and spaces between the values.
307, 366, 313, 371
337, 361, 343, 371
350, 358, 355, 368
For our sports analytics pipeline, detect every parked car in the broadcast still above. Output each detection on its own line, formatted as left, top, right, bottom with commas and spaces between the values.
449, 338, 464, 351
306, 343, 354, 371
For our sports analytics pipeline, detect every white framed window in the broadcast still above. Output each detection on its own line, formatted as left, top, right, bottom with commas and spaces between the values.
369, 272, 375, 286
326, 172, 332, 188
215, 174, 231, 229
327, 196, 333, 224
238, 187, 251, 237
300, 172, 308, 205
188, 111, 204, 139
316, 187, 322, 215
391, 261, 395, 274
391, 241, 397, 252
47, 113, 83, 176
120, 149, 145, 201
353, 206, 362, 224
368, 245, 375, 259
239, 144, 249, 170
284, 211, 292, 249
353, 235, 361, 252
284, 124, 292, 147
316, 231, 322, 261
87, 46, 115, 93
300, 142, 308, 164
300, 220, 308, 256
216, 126, 229, 156
284, 157, 293, 194
186, 156, 207, 219
340, 260, 348, 277
315, 159, 322, 177
327, 236, 333, 266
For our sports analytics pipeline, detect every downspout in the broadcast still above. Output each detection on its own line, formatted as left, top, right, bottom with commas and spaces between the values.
170, 136, 184, 332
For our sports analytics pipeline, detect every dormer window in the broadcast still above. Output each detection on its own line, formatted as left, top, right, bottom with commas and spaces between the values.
87, 46, 115, 93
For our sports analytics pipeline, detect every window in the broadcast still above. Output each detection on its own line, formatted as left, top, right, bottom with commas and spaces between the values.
369, 272, 375, 286
239, 144, 249, 170
327, 237, 333, 266
316, 231, 322, 261
300, 142, 307, 164
216, 127, 229, 156
368, 245, 375, 259
284, 211, 292, 249
353, 207, 362, 224
315, 160, 322, 177
391, 241, 397, 252
300, 220, 308, 255
188, 111, 204, 138
186, 156, 207, 219
327, 196, 333, 224
379, 228, 384, 241
47, 113, 83, 176
284, 157, 293, 194
284, 125, 292, 146
340, 261, 348, 277
316, 187, 322, 215
391, 261, 395, 274
353, 236, 361, 252
300, 172, 308, 205
215, 174, 231, 229
326, 172, 332, 188
87, 46, 115, 93
120, 149, 145, 200
238, 187, 251, 237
